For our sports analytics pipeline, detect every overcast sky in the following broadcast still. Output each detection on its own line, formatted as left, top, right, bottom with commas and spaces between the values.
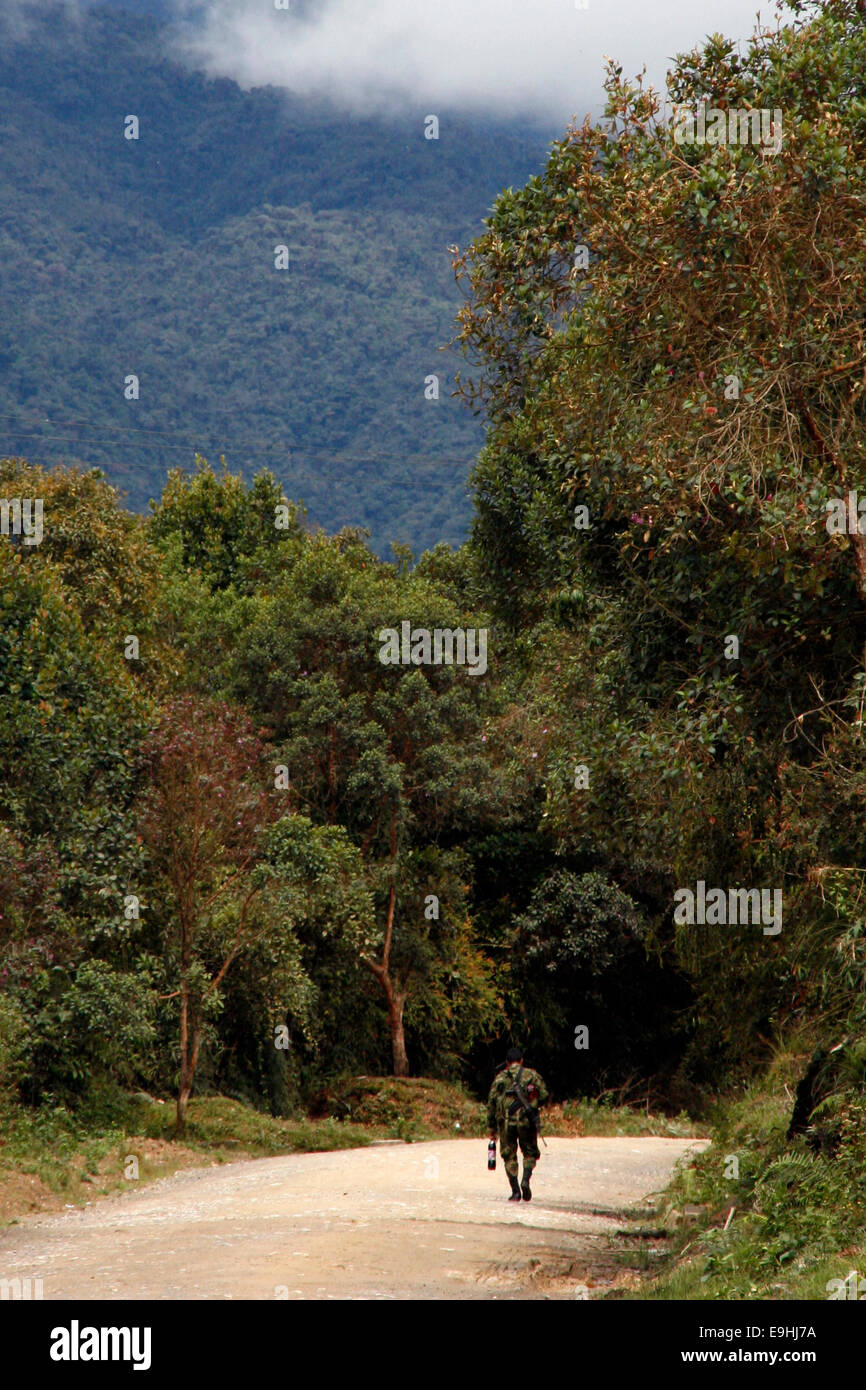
169, 0, 785, 123
4, 0, 790, 124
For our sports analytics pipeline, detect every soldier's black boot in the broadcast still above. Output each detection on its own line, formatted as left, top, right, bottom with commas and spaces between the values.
508, 1174, 522, 1201
521, 1171, 532, 1201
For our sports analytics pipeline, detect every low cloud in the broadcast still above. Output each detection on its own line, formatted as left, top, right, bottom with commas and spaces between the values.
169, 0, 768, 123
1, 0, 86, 39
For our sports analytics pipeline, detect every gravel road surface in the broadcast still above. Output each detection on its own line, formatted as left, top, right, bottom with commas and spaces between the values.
0, 1136, 708, 1300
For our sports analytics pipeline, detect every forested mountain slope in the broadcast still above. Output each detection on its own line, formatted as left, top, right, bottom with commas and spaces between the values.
0, 2, 554, 553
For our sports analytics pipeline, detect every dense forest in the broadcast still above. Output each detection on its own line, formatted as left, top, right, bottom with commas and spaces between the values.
3, 0, 866, 1302
0, 1, 554, 555
0, 453, 691, 1127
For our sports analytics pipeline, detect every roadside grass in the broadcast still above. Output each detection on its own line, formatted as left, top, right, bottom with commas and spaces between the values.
0, 1090, 379, 1226
140, 1095, 377, 1154
312, 1074, 488, 1140
552, 1097, 700, 1138
610, 1037, 866, 1301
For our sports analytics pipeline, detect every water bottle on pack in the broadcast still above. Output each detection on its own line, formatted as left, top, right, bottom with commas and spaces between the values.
488, 1138, 496, 1170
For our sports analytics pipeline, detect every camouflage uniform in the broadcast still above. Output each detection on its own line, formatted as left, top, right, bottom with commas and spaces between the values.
487, 1061, 549, 1183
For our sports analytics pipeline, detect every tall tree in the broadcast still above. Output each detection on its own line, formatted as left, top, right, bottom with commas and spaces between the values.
140, 695, 283, 1133
450, 0, 866, 1077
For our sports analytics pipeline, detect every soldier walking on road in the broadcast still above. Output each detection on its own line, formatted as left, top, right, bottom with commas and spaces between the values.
487, 1046, 549, 1201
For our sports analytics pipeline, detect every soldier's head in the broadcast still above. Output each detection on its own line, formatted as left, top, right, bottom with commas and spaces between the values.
506, 1047, 523, 1064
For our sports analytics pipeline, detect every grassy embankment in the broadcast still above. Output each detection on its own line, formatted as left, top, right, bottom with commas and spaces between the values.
612, 1036, 866, 1301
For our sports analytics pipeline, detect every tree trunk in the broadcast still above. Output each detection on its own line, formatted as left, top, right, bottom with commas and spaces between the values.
851, 529, 866, 603
388, 986, 409, 1078
361, 810, 411, 1075
175, 972, 202, 1138
176, 973, 189, 1136
176, 1079, 190, 1137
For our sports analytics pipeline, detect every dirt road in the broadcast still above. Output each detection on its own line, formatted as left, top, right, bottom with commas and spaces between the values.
0, 1136, 707, 1300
